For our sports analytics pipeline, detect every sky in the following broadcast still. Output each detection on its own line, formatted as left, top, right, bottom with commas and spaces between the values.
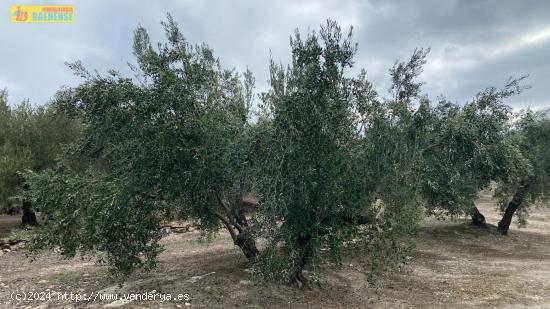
1, 0, 549, 110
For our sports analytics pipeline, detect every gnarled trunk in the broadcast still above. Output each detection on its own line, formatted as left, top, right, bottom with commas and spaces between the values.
21, 199, 38, 227
20, 182, 38, 227
498, 182, 528, 235
215, 210, 259, 261
290, 235, 313, 289
470, 206, 486, 228
235, 232, 259, 261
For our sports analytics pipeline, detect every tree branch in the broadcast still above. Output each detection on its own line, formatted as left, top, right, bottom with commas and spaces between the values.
215, 191, 244, 233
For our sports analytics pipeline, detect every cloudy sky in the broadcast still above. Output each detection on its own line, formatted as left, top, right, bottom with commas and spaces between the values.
2, 0, 549, 110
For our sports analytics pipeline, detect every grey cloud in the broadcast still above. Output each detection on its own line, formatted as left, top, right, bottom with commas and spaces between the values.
0, 0, 548, 110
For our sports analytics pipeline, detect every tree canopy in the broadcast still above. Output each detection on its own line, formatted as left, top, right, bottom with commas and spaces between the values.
495, 109, 550, 234
24, 15, 258, 275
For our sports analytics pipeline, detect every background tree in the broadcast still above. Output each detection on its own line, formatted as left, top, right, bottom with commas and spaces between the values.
417, 78, 528, 227
495, 109, 550, 235
0, 89, 80, 225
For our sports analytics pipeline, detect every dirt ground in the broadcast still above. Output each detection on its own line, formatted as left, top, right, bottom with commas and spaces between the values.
0, 194, 549, 308
0, 216, 20, 239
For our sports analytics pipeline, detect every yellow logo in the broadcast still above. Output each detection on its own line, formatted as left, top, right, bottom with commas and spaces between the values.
10, 5, 74, 23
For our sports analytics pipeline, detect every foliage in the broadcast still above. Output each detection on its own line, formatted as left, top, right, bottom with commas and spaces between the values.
253, 21, 422, 286
24, 15, 257, 276
352, 49, 430, 276
495, 109, 550, 226
0, 90, 80, 212
417, 77, 529, 218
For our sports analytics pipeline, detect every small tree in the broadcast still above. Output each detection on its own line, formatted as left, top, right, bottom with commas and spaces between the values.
495, 110, 550, 235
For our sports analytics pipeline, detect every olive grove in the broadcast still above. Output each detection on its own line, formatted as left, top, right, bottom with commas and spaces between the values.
16, 17, 549, 287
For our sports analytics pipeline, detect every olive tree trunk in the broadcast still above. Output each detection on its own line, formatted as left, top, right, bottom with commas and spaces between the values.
235, 232, 259, 261
214, 195, 259, 262
470, 206, 487, 228
497, 182, 528, 235
21, 199, 38, 227
21, 182, 38, 227
291, 235, 313, 289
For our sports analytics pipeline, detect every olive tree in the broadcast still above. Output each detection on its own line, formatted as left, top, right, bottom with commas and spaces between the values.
355, 48, 530, 235
25, 15, 259, 276
495, 110, 550, 234
253, 21, 420, 287
355, 49, 431, 274
417, 78, 528, 226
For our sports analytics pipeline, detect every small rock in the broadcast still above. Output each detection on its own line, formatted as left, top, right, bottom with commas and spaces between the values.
186, 272, 215, 283
2, 248, 10, 253
35, 302, 50, 309
38, 280, 49, 284
103, 299, 133, 308
185, 302, 191, 306
11, 242, 24, 250
239, 280, 252, 285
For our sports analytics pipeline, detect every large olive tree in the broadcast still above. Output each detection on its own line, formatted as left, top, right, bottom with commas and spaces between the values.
253, 21, 421, 287
25, 15, 259, 276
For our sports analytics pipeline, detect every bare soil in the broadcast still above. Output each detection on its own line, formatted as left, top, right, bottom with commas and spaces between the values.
1, 194, 549, 308
0, 216, 20, 239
